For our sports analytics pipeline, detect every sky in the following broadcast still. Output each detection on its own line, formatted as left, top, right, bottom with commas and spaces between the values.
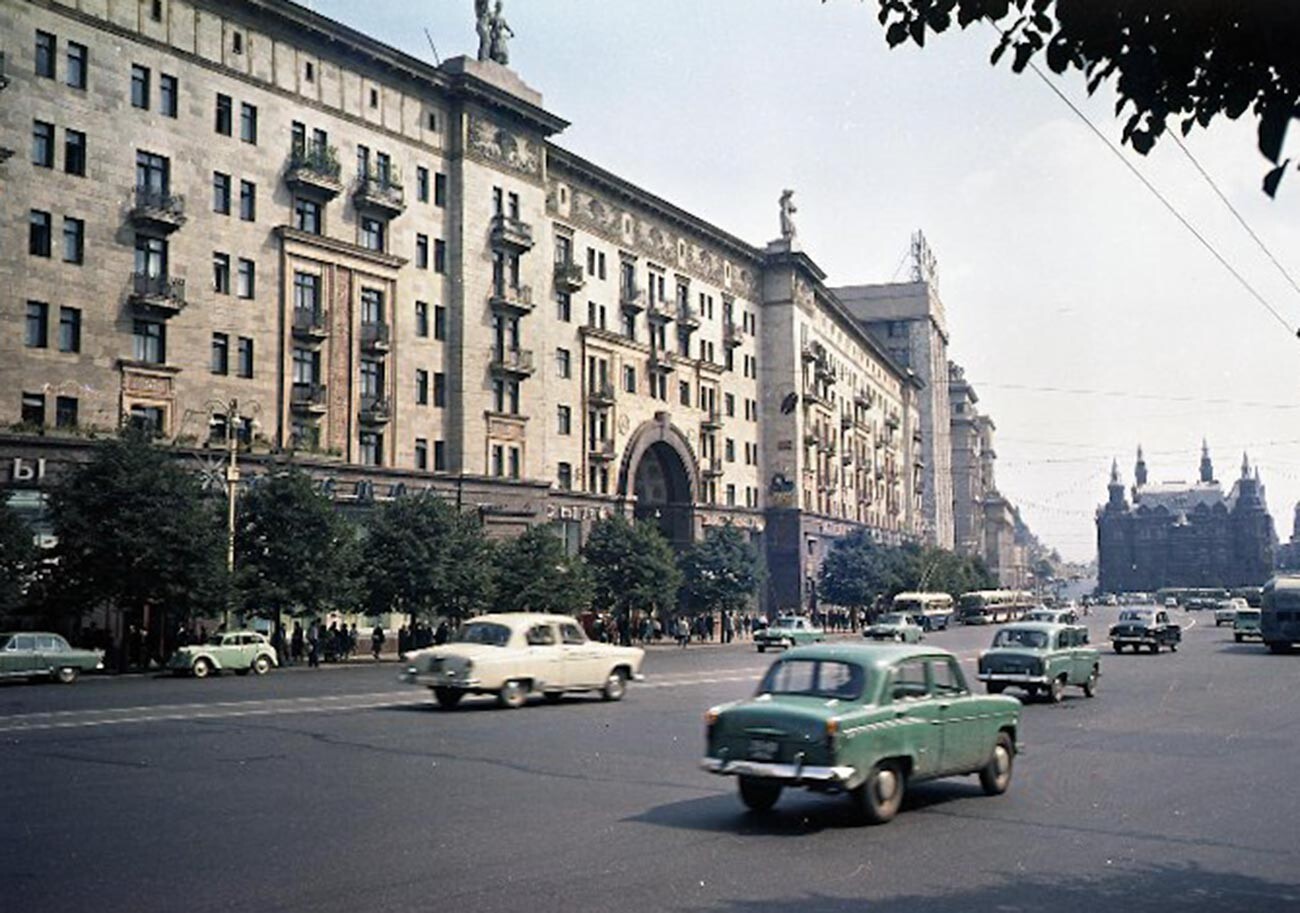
309, 0, 1300, 563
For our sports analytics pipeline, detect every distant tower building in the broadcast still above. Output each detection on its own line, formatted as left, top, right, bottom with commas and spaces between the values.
1200, 439, 1215, 484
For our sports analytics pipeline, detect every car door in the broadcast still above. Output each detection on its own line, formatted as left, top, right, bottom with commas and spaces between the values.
929, 656, 987, 774
557, 621, 600, 687
6, 635, 40, 675
523, 623, 563, 690
886, 658, 942, 779
35, 634, 66, 675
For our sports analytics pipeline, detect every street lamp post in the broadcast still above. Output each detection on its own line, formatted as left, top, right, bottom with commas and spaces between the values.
223, 398, 241, 630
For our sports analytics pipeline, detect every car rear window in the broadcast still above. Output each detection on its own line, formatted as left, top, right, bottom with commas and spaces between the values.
453, 622, 511, 647
758, 659, 866, 701
993, 629, 1049, 649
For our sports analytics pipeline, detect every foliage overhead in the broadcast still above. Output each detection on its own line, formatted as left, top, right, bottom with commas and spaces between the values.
0, 501, 37, 621
495, 524, 593, 615
864, 0, 1300, 195
235, 469, 358, 618
818, 530, 914, 612
681, 525, 762, 616
361, 494, 495, 622
582, 516, 683, 630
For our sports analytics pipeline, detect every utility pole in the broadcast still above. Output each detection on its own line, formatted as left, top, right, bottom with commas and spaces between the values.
224, 398, 240, 630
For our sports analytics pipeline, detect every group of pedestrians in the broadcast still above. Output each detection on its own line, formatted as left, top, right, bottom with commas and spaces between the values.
271, 620, 362, 668
397, 620, 451, 657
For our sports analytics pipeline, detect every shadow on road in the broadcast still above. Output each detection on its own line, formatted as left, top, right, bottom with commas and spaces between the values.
677, 862, 1299, 913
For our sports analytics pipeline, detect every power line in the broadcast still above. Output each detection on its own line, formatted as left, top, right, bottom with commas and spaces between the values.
975, 381, 1300, 410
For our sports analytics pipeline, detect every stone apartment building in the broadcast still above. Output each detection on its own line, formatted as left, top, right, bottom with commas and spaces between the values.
0, 0, 923, 611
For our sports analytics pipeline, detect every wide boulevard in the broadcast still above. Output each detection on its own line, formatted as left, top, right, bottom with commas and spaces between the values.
4, 606, 1298, 913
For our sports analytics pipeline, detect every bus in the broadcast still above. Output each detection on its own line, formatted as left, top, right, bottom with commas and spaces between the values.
1261, 576, 1300, 654
891, 592, 955, 632
957, 590, 1035, 625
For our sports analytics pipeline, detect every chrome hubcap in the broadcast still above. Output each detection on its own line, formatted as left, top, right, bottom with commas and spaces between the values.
994, 746, 1010, 781
875, 769, 898, 803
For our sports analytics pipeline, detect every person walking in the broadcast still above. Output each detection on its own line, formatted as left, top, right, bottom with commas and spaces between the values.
307, 622, 320, 668
371, 625, 385, 661
290, 621, 303, 665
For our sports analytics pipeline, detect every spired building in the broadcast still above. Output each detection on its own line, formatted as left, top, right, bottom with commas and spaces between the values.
0, 0, 925, 612
1097, 443, 1277, 593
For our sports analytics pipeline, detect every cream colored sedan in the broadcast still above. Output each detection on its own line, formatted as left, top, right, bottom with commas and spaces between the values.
400, 613, 646, 709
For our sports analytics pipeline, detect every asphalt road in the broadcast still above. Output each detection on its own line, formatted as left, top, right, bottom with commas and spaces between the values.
4, 607, 1299, 913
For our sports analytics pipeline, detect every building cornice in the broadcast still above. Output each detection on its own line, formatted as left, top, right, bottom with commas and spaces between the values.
276, 226, 408, 270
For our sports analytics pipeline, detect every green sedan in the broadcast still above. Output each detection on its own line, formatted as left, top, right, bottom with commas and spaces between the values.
754, 616, 824, 652
977, 623, 1100, 702
168, 631, 278, 678
0, 632, 105, 684
703, 643, 1021, 823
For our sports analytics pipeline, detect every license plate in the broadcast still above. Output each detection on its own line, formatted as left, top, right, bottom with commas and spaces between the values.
748, 738, 779, 761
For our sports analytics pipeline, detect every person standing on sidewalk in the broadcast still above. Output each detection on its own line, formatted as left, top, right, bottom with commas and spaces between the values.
371, 625, 385, 660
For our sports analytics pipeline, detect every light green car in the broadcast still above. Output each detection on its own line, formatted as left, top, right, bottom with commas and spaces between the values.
168, 631, 278, 678
0, 632, 104, 684
977, 622, 1100, 702
754, 616, 825, 652
703, 644, 1021, 823
863, 613, 924, 643
1233, 608, 1263, 643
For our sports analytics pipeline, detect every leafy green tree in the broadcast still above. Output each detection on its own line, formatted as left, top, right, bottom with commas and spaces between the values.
362, 494, 495, 623
0, 501, 37, 622
912, 546, 998, 598
47, 432, 228, 656
235, 469, 358, 618
681, 525, 761, 617
818, 530, 914, 621
495, 524, 592, 615
582, 516, 682, 645
864, 0, 1300, 195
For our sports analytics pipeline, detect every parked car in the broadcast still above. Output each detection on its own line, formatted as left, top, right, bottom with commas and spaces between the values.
863, 613, 924, 643
1109, 608, 1182, 653
401, 613, 645, 709
754, 616, 825, 652
702, 644, 1021, 824
1215, 598, 1247, 627
0, 632, 104, 684
1233, 608, 1263, 643
167, 631, 278, 678
977, 623, 1099, 701
1024, 608, 1079, 626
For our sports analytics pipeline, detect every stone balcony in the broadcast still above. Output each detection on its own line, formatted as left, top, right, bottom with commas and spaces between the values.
489, 347, 535, 378
285, 141, 343, 198
490, 214, 534, 252
620, 286, 646, 313
360, 321, 391, 352
353, 172, 405, 217
701, 408, 723, 430
554, 260, 585, 292
589, 439, 616, 462
360, 395, 392, 425
677, 304, 700, 329
647, 300, 676, 323
702, 458, 724, 478
290, 382, 328, 414
587, 380, 616, 406
129, 272, 187, 315
489, 283, 534, 316
292, 308, 329, 339
723, 319, 743, 348
129, 186, 187, 233
648, 350, 676, 373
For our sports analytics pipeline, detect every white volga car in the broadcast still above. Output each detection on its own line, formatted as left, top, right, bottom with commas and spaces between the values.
400, 613, 646, 709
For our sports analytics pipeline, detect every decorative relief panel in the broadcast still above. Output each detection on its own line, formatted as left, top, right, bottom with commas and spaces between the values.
468, 115, 541, 177
122, 371, 173, 396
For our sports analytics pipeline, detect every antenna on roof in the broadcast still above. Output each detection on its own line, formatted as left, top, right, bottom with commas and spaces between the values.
424, 28, 441, 66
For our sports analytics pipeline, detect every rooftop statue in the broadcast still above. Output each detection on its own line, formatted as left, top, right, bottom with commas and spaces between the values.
475, 0, 514, 66
779, 189, 797, 241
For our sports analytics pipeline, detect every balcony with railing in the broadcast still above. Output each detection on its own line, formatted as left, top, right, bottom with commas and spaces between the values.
353, 169, 405, 217
701, 408, 723, 430
702, 458, 724, 478
292, 308, 329, 339
360, 395, 392, 424
648, 350, 676, 373
620, 285, 645, 313
129, 272, 187, 315
290, 382, 328, 413
677, 303, 700, 329
647, 299, 676, 323
490, 213, 534, 252
723, 319, 743, 348
489, 283, 534, 316
286, 141, 342, 198
587, 380, 616, 406
488, 346, 535, 378
554, 260, 585, 292
841, 413, 853, 430
360, 321, 391, 352
129, 186, 187, 233
589, 439, 616, 462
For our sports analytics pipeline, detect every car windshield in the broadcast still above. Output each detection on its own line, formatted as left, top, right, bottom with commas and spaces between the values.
758, 659, 866, 701
1119, 610, 1152, 622
1025, 612, 1055, 622
1238, 610, 1260, 620
992, 629, 1050, 649
0, 635, 9, 650
879, 614, 908, 625
206, 635, 226, 645
772, 618, 798, 630
453, 622, 512, 647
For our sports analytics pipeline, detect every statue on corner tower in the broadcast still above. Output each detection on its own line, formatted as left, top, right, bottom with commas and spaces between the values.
475, 0, 514, 66
779, 189, 798, 242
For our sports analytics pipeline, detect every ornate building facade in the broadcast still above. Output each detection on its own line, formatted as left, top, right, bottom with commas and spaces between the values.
1097, 444, 1277, 592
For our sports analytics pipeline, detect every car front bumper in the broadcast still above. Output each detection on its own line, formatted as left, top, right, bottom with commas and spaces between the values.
700, 757, 855, 783
977, 672, 1048, 685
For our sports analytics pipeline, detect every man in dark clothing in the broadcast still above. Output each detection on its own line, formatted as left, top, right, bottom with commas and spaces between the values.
371, 625, 385, 660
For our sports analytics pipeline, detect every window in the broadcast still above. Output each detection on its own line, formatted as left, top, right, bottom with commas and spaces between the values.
305, 61, 315, 83
66, 42, 87, 89
361, 288, 384, 325
557, 405, 571, 435
434, 239, 447, 273
35, 31, 56, 79
507, 191, 520, 220
29, 211, 52, 257
237, 337, 254, 378
136, 149, 169, 193
215, 93, 232, 135
679, 381, 690, 407
356, 144, 370, 177
587, 247, 596, 276
360, 217, 384, 252
213, 252, 231, 294
369, 87, 379, 108
434, 440, 447, 471
293, 272, 320, 315
491, 444, 504, 477
726, 484, 736, 507
32, 120, 54, 167
150, 0, 163, 22
25, 302, 49, 348
359, 359, 383, 398
236, 258, 255, 299
131, 64, 150, 109
232, 31, 244, 54
725, 439, 736, 462
360, 431, 382, 467
130, 405, 164, 436
556, 348, 571, 378
415, 438, 428, 470
434, 172, 447, 206
508, 447, 521, 480
58, 307, 81, 353
213, 172, 231, 214
492, 186, 503, 215
558, 462, 573, 491
55, 396, 79, 429
434, 305, 447, 340
135, 235, 167, 278
416, 234, 429, 269
891, 660, 929, 701
62, 217, 84, 264
623, 365, 636, 394
21, 393, 45, 427
433, 373, 446, 407
416, 370, 429, 405
556, 292, 571, 322
133, 319, 165, 364
417, 166, 429, 203
211, 333, 229, 374
64, 129, 86, 176
294, 198, 321, 234
239, 180, 256, 221
415, 301, 429, 338
725, 393, 736, 417
240, 102, 258, 144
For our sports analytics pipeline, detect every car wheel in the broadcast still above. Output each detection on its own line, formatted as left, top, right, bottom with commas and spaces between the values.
434, 687, 464, 710
738, 776, 782, 813
757, 645, 766, 653
1234, 634, 1243, 643
54, 666, 79, 685
979, 732, 1015, 796
251, 655, 271, 676
1169, 642, 1177, 652
192, 658, 212, 679
498, 680, 528, 709
1083, 670, 1098, 698
1113, 643, 1124, 654
986, 683, 1005, 695
601, 669, 628, 701
851, 761, 905, 824
1149, 643, 1160, 654
1048, 676, 1065, 703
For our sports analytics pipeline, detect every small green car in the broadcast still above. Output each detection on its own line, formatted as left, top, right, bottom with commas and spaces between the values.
977, 623, 1099, 702
0, 632, 104, 684
168, 631, 278, 678
703, 644, 1021, 823
1233, 608, 1263, 643
863, 613, 924, 644
754, 616, 824, 653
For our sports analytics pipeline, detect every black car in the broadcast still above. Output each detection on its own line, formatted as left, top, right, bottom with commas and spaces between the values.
1109, 609, 1182, 654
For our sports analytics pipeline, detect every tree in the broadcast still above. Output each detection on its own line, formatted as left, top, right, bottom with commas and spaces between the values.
681, 525, 761, 617
582, 516, 682, 645
495, 524, 592, 615
361, 495, 495, 623
818, 530, 914, 620
47, 432, 228, 659
235, 469, 358, 619
913, 546, 998, 598
865, 1, 1300, 195
0, 501, 37, 623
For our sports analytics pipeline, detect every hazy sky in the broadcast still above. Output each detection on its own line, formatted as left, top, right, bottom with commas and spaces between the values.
310, 0, 1300, 562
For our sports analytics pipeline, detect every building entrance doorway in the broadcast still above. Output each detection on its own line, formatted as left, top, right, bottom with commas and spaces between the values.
631, 440, 694, 549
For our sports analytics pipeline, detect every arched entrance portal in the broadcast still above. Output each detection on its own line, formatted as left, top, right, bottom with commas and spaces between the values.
619, 421, 698, 550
